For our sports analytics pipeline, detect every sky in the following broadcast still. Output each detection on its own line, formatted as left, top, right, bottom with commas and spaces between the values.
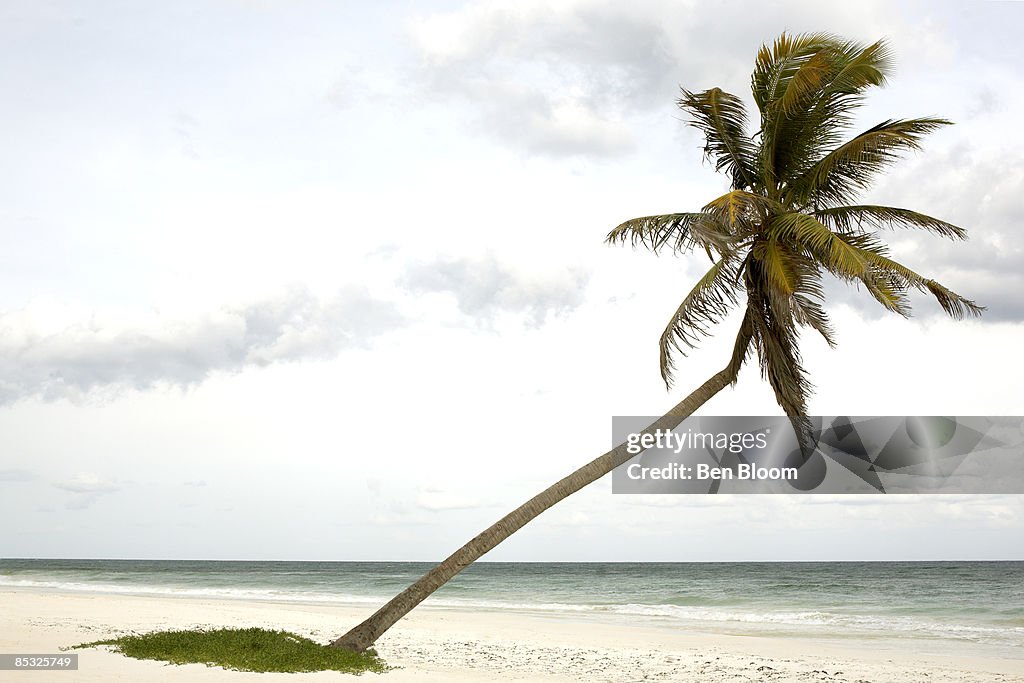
1, 0, 1022, 562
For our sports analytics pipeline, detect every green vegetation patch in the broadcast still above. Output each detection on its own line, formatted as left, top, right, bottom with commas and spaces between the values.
74, 627, 389, 674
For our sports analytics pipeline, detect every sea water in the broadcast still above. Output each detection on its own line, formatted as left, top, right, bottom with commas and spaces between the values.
2, 559, 1021, 658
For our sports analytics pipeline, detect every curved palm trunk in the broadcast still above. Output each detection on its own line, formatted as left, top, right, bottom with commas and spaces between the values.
331, 365, 736, 652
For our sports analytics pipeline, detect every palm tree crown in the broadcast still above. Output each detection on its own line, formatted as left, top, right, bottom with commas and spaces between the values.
607, 32, 982, 423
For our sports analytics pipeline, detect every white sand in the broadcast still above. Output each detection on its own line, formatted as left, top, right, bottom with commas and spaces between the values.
2, 589, 1021, 682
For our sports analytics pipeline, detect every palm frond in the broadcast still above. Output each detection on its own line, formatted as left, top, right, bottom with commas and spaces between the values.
793, 118, 952, 206
791, 293, 837, 346
701, 190, 779, 235
923, 279, 985, 319
679, 88, 758, 190
725, 308, 755, 383
755, 319, 811, 418
659, 256, 742, 387
753, 34, 893, 191
746, 285, 812, 421
771, 40, 892, 188
857, 251, 984, 319
791, 38, 891, 129
815, 205, 967, 240
751, 32, 839, 115
605, 212, 730, 254
778, 48, 835, 117
753, 238, 798, 294
767, 212, 867, 279
749, 236, 836, 347
819, 39, 890, 100
858, 267, 912, 316
753, 33, 839, 188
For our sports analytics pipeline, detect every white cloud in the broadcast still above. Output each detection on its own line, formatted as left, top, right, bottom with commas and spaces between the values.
416, 487, 485, 511
406, 0, 913, 157
407, 0, 682, 157
54, 472, 121, 510
0, 287, 404, 405
0, 469, 36, 482
55, 472, 120, 494
401, 254, 590, 327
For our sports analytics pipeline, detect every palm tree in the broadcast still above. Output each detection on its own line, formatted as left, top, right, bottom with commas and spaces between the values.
331, 32, 981, 652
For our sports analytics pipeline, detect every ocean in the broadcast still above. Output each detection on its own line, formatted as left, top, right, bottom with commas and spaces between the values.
2, 559, 1021, 658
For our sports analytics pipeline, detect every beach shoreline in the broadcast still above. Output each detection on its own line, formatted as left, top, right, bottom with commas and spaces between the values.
2, 588, 1022, 682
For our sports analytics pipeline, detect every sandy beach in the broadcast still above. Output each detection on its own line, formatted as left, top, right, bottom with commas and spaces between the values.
2, 589, 1021, 682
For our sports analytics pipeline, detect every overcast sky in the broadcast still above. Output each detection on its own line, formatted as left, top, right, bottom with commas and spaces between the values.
1, 0, 1022, 562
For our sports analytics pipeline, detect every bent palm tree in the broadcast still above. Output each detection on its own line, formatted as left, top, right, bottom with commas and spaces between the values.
332, 32, 981, 652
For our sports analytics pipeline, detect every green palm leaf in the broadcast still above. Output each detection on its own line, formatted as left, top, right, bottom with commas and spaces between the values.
746, 284, 813, 420
752, 238, 836, 345
856, 251, 985, 319
815, 205, 967, 240
816, 39, 890, 105
659, 256, 742, 387
791, 294, 837, 346
679, 88, 758, 190
767, 212, 867, 278
858, 267, 912, 317
701, 190, 781, 235
793, 118, 952, 206
605, 212, 729, 254
751, 32, 838, 114
752, 34, 891, 190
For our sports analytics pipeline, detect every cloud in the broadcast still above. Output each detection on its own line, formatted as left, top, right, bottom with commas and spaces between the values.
407, 0, 680, 157
415, 487, 484, 511
401, 255, 589, 326
543, 510, 591, 527
0, 468, 36, 482
822, 142, 1024, 322
0, 286, 404, 405
55, 472, 120, 494
367, 500, 436, 526
54, 472, 120, 510
407, 0, 903, 157
325, 64, 385, 110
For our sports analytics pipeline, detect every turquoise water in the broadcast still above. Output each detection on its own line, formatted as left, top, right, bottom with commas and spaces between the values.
2, 560, 1022, 656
